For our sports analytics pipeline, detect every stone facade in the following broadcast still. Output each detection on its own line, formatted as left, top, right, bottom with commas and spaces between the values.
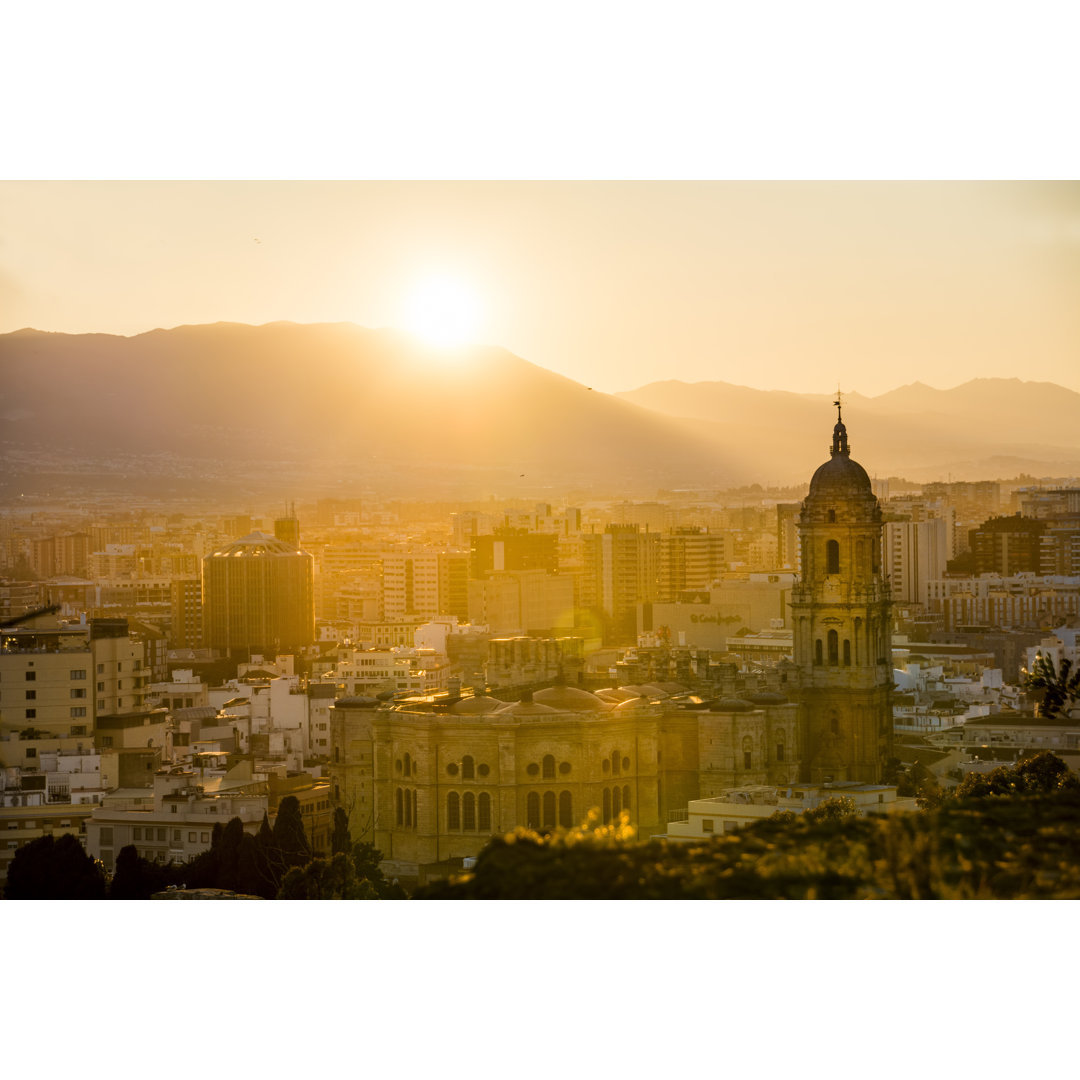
328, 685, 799, 877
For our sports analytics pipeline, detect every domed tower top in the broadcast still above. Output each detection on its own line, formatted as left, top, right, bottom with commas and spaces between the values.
803, 396, 878, 522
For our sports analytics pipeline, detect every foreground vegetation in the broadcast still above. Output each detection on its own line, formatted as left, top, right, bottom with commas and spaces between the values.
7, 755, 1080, 900
416, 754, 1080, 900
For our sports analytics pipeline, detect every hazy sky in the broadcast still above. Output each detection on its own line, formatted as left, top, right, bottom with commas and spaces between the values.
2, 181, 1077, 396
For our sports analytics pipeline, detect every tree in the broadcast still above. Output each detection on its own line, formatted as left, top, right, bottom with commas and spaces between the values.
110, 844, 171, 900
801, 796, 857, 824
331, 807, 351, 854
953, 751, 1080, 800
350, 840, 407, 899
272, 796, 311, 869
1024, 654, 1080, 720
277, 854, 379, 900
5, 834, 106, 899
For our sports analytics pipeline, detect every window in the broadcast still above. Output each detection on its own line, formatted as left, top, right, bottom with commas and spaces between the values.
828, 629, 839, 665
173, 830, 181, 842
70, 707, 87, 718
463, 791, 476, 831
826, 539, 840, 574
188, 831, 196, 842
829, 711, 840, 735
776, 742, 785, 763
100, 827, 113, 845
447, 791, 460, 830
97, 664, 105, 674
462, 755, 475, 780
559, 761, 571, 775
99, 736, 113, 748
70, 670, 86, 680
526, 791, 540, 829
815, 639, 823, 666
412, 790, 418, 827
171, 805, 177, 814
157, 828, 166, 841
404, 788, 412, 827
541, 754, 555, 780
623, 786, 631, 813
403, 752, 411, 776
612, 785, 622, 817
742, 736, 753, 771
478, 762, 490, 777
24, 671, 36, 682
70, 688, 86, 699
702, 818, 714, 833
478, 792, 491, 831
97, 682, 104, 692
25, 747, 36, 758
603, 788, 611, 823
396, 788, 403, 826
559, 790, 573, 828
611, 750, 620, 777
25, 709, 35, 719
843, 639, 851, 666
25, 690, 36, 700
134, 827, 142, 841
542, 791, 556, 829
827, 509, 836, 523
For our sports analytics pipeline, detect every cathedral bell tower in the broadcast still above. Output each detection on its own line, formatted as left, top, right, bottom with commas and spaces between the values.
790, 401, 893, 783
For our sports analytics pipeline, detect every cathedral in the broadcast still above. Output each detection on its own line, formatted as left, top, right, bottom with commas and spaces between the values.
790, 402, 893, 782
327, 405, 895, 880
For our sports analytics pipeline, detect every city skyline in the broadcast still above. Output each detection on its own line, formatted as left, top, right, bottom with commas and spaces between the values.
3, 181, 1078, 398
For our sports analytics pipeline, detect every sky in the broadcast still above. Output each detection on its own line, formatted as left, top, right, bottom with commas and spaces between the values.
2, 180, 1078, 397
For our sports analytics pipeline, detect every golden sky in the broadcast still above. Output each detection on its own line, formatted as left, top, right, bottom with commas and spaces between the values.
2, 180, 1077, 396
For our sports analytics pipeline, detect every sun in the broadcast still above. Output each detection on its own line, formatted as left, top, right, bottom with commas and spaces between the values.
404, 276, 481, 348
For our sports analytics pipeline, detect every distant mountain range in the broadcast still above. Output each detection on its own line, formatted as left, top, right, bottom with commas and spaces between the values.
616, 377, 1080, 484
2, 321, 1078, 500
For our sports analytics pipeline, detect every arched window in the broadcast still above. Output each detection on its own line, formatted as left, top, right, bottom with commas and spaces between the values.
412, 789, 418, 829
828, 629, 839, 665
334, 747, 340, 763
447, 791, 460, 830
815, 639, 823, 666
612, 785, 622, 817
622, 786, 631, 814
826, 539, 840, 574
403, 752, 411, 778
526, 791, 540, 829
742, 735, 753, 771
611, 750, 621, 777
559, 790, 573, 828
843, 639, 851, 666
603, 788, 611, 823
542, 791, 556, 829
463, 791, 476, 831
462, 755, 474, 780
776, 739, 785, 763
542, 754, 555, 780
395, 787, 403, 826
404, 788, 412, 827
478, 792, 491, 832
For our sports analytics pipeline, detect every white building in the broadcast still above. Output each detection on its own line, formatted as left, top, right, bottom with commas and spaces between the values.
665, 781, 918, 840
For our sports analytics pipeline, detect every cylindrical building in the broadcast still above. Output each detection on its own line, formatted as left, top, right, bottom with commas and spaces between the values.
202, 531, 314, 656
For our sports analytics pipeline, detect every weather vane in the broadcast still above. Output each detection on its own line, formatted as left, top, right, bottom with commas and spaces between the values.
834, 384, 843, 422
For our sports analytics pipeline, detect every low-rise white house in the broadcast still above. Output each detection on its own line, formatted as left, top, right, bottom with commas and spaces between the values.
664, 781, 918, 840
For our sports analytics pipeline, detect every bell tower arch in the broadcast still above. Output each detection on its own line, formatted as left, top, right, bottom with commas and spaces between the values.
790, 400, 893, 782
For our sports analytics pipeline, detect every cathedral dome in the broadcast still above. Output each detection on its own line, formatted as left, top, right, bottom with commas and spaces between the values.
533, 686, 612, 712
807, 453, 873, 500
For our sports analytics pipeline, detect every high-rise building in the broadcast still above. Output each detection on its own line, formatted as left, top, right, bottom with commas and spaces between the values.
790, 406, 893, 783
883, 518, 950, 606
202, 532, 314, 656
